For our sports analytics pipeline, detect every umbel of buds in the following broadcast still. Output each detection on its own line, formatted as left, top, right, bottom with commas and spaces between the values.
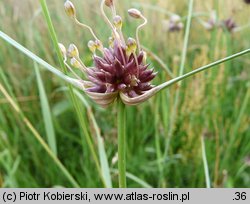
56, 1, 250, 107
61, 0, 157, 107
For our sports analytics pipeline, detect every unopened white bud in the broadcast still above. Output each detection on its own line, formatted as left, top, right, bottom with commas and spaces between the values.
113, 15, 122, 29
67, 44, 79, 58
70, 58, 81, 68
127, 37, 137, 53
88, 40, 96, 53
128, 8, 142, 19
64, 0, 76, 18
105, 0, 114, 7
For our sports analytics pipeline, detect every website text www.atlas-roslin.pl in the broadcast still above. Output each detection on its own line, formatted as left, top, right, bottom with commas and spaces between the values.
93, 191, 190, 202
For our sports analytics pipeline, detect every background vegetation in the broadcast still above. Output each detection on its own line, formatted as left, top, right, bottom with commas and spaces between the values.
0, 0, 249, 187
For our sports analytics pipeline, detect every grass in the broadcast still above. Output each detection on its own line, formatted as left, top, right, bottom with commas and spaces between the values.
0, 0, 249, 188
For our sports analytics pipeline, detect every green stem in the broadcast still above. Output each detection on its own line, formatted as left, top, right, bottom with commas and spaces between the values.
39, 0, 105, 186
164, 0, 194, 156
157, 49, 250, 92
117, 99, 126, 188
154, 96, 165, 187
223, 87, 250, 166
201, 136, 211, 188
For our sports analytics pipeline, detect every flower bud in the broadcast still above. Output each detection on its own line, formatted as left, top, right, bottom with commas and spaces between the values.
70, 58, 81, 68
67, 43, 79, 58
142, 51, 147, 64
87, 40, 96, 53
127, 37, 137, 53
64, 0, 76, 18
58, 43, 67, 58
95, 40, 103, 51
130, 75, 139, 86
108, 36, 114, 48
128, 8, 142, 19
168, 14, 184, 32
105, 0, 114, 7
113, 15, 122, 29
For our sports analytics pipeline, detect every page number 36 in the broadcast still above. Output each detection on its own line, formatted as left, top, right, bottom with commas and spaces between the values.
233, 192, 247, 201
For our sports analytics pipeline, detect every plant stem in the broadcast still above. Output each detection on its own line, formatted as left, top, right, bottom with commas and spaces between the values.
164, 0, 194, 156
157, 48, 250, 92
154, 96, 165, 187
117, 99, 126, 188
201, 135, 211, 188
39, 0, 105, 186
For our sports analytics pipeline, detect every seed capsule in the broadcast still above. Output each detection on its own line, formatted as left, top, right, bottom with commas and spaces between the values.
64, 0, 76, 18
67, 44, 79, 58
128, 8, 142, 19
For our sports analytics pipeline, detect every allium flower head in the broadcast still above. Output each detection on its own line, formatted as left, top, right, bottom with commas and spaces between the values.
88, 42, 156, 98
61, 0, 157, 107
221, 18, 237, 32
203, 11, 217, 30
168, 14, 184, 32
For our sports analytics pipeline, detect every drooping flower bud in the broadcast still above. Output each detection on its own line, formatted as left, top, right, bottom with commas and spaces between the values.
113, 15, 122, 29
88, 40, 96, 53
58, 43, 67, 59
127, 37, 137, 53
67, 44, 79, 58
70, 58, 81, 68
128, 8, 142, 19
64, 0, 76, 18
105, 0, 114, 7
